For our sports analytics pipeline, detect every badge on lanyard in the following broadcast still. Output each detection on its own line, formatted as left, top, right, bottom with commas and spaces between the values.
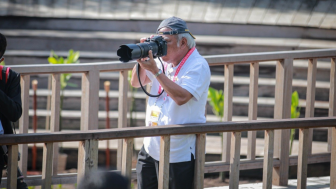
149, 106, 161, 126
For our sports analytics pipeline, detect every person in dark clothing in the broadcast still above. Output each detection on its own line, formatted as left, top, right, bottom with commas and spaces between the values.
0, 33, 28, 188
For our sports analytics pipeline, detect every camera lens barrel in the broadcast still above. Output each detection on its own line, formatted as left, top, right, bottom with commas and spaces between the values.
117, 36, 167, 62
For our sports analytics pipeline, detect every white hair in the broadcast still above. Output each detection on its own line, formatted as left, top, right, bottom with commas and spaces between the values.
177, 33, 195, 48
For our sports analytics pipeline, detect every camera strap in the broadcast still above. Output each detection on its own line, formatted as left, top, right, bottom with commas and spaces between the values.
158, 47, 195, 94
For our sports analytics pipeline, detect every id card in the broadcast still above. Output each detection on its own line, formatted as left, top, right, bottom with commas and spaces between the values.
149, 106, 161, 126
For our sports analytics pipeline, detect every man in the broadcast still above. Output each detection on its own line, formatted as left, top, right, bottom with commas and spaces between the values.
131, 17, 211, 189
0, 33, 28, 188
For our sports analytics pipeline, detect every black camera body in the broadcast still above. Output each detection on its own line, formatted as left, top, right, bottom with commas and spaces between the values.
117, 36, 167, 62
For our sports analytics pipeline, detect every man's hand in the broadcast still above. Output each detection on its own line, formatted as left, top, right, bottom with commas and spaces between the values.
137, 50, 159, 75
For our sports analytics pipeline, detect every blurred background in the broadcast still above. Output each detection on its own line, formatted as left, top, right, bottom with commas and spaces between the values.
0, 0, 335, 187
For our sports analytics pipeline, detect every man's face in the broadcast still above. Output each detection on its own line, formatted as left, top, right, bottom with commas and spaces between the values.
158, 27, 181, 63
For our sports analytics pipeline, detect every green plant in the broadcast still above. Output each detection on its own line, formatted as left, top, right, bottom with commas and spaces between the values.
290, 91, 301, 154
207, 87, 224, 122
0, 60, 5, 65
48, 50, 80, 131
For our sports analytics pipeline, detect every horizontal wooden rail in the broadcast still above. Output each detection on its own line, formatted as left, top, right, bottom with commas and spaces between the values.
0, 152, 331, 187
0, 117, 335, 145
9, 49, 336, 74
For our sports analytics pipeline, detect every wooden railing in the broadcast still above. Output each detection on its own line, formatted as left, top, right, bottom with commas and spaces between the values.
0, 49, 335, 189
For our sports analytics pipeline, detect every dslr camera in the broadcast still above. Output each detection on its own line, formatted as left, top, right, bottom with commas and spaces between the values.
117, 36, 167, 62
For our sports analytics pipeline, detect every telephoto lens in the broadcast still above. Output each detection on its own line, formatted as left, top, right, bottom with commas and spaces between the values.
117, 36, 167, 62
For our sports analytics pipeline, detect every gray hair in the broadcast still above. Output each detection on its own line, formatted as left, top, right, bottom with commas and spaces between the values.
177, 33, 195, 48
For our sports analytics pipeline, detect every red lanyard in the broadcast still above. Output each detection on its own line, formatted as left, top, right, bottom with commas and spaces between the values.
157, 47, 195, 94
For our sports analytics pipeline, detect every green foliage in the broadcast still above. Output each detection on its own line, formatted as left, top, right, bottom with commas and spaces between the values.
48, 50, 80, 90
290, 91, 301, 154
48, 50, 80, 132
0, 60, 5, 65
207, 87, 224, 121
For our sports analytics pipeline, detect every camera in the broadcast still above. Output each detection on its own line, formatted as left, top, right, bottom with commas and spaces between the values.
117, 36, 167, 62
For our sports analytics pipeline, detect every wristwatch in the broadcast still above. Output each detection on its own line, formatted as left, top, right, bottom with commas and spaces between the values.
154, 69, 162, 77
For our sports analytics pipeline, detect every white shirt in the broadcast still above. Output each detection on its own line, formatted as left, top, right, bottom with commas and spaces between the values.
144, 48, 211, 163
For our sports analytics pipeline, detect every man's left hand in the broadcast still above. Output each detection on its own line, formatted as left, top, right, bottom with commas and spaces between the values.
137, 50, 159, 75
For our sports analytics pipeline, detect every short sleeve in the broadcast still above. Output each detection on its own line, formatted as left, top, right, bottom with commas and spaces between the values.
179, 60, 210, 101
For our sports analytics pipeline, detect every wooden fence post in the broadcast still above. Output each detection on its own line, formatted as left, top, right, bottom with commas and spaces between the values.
248, 62, 259, 160
121, 138, 133, 187
51, 74, 61, 175
331, 127, 336, 188
263, 130, 274, 189
329, 58, 336, 152
78, 70, 100, 184
229, 132, 241, 189
159, 135, 170, 189
297, 128, 309, 189
42, 142, 54, 189
221, 64, 234, 181
7, 145, 18, 189
194, 133, 206, 189
77, 139, 99, 184
117, 70, 129, 170
273, 58, 293, 186
18, 75, 30, 177
305, 59, 317, 155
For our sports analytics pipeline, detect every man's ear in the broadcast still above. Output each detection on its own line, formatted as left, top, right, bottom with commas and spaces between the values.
181, 37, 188, 49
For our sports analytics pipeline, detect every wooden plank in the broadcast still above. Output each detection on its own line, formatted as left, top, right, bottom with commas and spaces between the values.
232, 0, 255, 24
1, 118, 336, 145
276, 1, 301, 25
0, 0, 9, 16
229, 132, 241, 189
329, 58, 336, 152
158, 135, 170, 189
42, 143, 53, 189
194, 134, 206, 189
53, 0, 68, 17
117, 70, 129, 170
51, 74, 61, 175
204, 0, 222, 22
319, 2, 336, 29
121, 138, 133, 187
9, 49, 336, 74
83, 0, 100, 18
99, 0, 114, 19
307, 0, 333, 27
272, 58, 293, 186
7, 145, 18, 189
222, 64, 234, 159
305, 59, 317, 155
262, 130, 274, 189
77, 139, 98, 184
81, 70, 100, 131
217, 0, 239, 23
331, 127, 336, 189
18, 75, 30, 177
113, 0, 132, 19
129, 0, 147, 20
188, 0, 209, 22
160, 0, 178, 19
145, 0, 162, 20
247, 62, 259, 160
68, 0, 84, 18
247, 0, 271, 24
291, 1, 315, 27
297, 128, 309, 189
262, 0, 287, 25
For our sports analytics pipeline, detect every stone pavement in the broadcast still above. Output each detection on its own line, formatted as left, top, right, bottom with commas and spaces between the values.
206, 176, 330, 189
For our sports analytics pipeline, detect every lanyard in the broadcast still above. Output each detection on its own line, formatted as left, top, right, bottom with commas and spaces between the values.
157, 47, 195, 94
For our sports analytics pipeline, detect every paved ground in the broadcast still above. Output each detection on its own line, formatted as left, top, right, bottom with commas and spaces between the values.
206, 176, 330, 189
